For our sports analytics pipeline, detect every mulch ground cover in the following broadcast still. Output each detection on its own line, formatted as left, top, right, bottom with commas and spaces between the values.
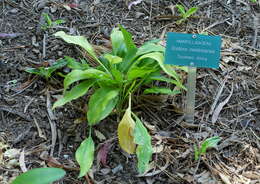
0, 0, 259, 183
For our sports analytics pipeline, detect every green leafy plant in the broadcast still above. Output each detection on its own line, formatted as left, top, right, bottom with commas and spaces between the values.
12, 167, 66, 184
47, 25, 185, 176
25, 56, 89, 80
26, 59, 67, 80
41, 13, 66, 30
175, 4, 198, 24
194, 136, 221, 161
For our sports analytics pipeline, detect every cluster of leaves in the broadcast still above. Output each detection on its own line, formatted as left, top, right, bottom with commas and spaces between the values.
25, 25, 186, 179
26, 59, 68, 79
18, 24, 224, 183
175, 4, 198, 24
41, 13, 65, 30
51, 25, 186, 176
194, 136, 221, 161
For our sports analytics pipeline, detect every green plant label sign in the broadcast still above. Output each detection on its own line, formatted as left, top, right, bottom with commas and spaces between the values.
165, 32, 221, 68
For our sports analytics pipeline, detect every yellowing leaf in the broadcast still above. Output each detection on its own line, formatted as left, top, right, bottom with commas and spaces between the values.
117, 107, 136, 154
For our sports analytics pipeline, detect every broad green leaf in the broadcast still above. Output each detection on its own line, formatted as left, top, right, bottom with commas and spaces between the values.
110, 28, 127, 56
116, 25, 139, 72
133, 114, 153, 173
118, 25, 137, 51
136, 52, 184, 88
144, 87, 181, 95
127, 67, 157, 81
111, 68, 123, 83
136, 144, 153, 174
103, 54, 123, 64
118, 106, 136, 154
54, 31, 98, 61
97, 78, 121, 88
133, 114, 151, 145
137, 52, 169, 75
184, 7, 198, 18
118, 47, 138, 73
200, 136, 221, 155
176, 4, 186, 15
54, 31, 111, 74
65, 56, 89, 70
76, 136, 95, 178
12, 168, 66, 184
64, 69, 108, 91
136, 43, 165, 57
87, 87, 119, 125
53, 80, 95, 109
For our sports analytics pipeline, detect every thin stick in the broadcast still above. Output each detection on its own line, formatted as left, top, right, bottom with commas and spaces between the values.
185, 67, 197, 123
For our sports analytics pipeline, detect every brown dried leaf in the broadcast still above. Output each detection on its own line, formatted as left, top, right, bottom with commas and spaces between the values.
97, 142, 111, 167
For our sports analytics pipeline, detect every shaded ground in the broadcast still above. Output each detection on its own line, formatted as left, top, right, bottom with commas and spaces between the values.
0, 0, 260, 183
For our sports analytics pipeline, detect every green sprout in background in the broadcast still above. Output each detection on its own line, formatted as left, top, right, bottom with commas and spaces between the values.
194, 136, 221, 161
41, 13, 66, 30
175, 4, 198, 24
25, 59, 67, 80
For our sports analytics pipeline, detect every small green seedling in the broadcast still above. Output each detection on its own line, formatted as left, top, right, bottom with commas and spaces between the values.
26, 59, 67, 80
175, 4, 198, 24
194, 136, 221, 161
41, 13, 65, 30
12, 168, 66, 184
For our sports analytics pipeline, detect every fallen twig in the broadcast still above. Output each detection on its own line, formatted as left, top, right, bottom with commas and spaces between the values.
0, 106, 32, 122
0, 33, 23, 39
47, 115, 57, 157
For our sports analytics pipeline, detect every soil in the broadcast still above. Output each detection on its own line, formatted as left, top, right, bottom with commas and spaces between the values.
0, 0, 260, 184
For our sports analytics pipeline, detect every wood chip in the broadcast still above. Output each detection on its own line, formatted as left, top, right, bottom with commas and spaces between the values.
19, 149, 27, 172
